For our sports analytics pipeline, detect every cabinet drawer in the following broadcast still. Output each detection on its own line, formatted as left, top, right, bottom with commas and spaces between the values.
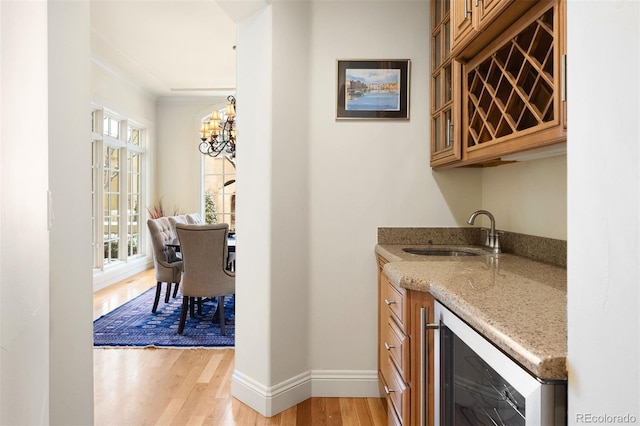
382, 280, 408, 331
384, 358, 409, 425
382, 316, 409, 381
387, 397, 402, 426
380, 348, 395, 398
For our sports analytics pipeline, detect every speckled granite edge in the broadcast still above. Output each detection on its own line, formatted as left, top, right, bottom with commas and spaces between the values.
378, 227, 566, 266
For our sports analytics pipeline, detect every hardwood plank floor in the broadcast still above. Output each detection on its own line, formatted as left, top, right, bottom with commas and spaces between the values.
93, 268, 157, 321
94, 269, 387, 425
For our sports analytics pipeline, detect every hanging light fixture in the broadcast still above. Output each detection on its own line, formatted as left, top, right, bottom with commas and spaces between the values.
199, 95, 236, 158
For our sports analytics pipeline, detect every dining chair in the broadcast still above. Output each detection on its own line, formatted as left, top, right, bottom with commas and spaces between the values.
146, 218, 183, 313
168, 214, 189, 239
186, 213, 204, 224
175, 223, 235, 335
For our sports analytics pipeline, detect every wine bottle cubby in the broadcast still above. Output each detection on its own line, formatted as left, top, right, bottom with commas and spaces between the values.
430, 0, 566, 169
466, 5, 556, 150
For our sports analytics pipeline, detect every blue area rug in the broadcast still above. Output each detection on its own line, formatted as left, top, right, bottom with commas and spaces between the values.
94, 288, 235, 348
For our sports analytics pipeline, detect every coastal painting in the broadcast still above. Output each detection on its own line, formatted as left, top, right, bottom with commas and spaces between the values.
336, 59, 410, 119
345, 69, 400, 111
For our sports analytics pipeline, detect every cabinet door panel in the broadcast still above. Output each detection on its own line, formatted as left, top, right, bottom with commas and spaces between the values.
476, 0, 513, 28
431, 61, 463, 167
451, 0, 476, 49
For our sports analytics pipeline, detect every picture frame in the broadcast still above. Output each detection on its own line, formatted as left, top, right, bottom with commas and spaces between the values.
336, 59, 410, 120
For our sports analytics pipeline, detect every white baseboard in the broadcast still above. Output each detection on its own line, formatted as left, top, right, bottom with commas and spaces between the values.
231, 370, 311, 417
310, 369, 379, 397
231, 369, 380, 417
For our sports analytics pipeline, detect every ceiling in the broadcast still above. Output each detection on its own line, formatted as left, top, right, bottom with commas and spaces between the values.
90, 0, 238, 98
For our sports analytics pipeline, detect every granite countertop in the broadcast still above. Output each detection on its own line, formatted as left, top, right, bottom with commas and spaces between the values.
376, 243, 567, 381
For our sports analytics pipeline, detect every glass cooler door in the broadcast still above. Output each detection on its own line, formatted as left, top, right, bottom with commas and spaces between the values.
441, 326, 526, 426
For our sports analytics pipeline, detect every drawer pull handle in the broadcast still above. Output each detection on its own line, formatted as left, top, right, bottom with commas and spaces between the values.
384, 298, 396, 306
384, 342, 395, 351
384, 385, 395, 395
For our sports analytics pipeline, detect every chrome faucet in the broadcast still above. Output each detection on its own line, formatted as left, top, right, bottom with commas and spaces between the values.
467, 210, 501, 254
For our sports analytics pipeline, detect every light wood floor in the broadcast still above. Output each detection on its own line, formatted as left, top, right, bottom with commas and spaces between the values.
93, 269, 387, 425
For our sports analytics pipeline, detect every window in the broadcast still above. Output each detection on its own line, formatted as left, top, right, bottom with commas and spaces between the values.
127, 150, 141, 257
92, 109, 147, 270
203, 156, 236, 231
103, 145, 120, 264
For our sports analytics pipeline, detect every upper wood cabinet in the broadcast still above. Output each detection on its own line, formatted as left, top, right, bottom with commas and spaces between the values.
451, 0, 476, 50
451, 0, 539, 60
431, 0, 462, 166
477, 0, 513, 27
430, 0, 566, 169
462, 0, 566, 164
431, 60, 463, 167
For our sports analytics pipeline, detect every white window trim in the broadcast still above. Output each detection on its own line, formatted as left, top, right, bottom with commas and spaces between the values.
92, 107, 152, 291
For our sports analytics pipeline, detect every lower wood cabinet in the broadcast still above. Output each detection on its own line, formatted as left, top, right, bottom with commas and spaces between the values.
377, 256, 435, 426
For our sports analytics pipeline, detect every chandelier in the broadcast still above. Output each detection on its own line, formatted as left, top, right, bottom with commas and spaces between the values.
199, 95, 236, 158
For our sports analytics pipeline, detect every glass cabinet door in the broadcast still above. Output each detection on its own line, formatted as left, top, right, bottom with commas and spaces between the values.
431, 0, 462, 167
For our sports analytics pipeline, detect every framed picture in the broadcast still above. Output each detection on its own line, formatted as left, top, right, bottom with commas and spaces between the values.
336, 59, 410, 120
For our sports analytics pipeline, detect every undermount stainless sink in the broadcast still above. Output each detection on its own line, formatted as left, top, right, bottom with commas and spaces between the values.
402, 248, 480, 257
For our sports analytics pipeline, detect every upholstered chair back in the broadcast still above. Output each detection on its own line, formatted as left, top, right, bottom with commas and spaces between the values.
175, 223, 235, 298
147, 218, 182, 282
146, 218, 183, 312
168, 215, 189, 239
186, 213, 204, 224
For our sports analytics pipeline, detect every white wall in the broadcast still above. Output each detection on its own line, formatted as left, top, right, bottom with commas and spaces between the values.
91, 59, 156, 124
481, 155, 567, 239
0, 2, 51, 424
48, 2, 94, 424
567, 1, 639, 423
1, 3, 95, 424
306, 0, 481, 379
156, 98, 228, 214
269, 0, 312, 389
233, 4, 280, 414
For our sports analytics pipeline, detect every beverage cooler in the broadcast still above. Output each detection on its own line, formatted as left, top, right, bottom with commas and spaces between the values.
433, 301, 567, 425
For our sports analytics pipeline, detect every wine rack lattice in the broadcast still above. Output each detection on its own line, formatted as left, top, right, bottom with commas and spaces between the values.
466, 7, 555, 148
